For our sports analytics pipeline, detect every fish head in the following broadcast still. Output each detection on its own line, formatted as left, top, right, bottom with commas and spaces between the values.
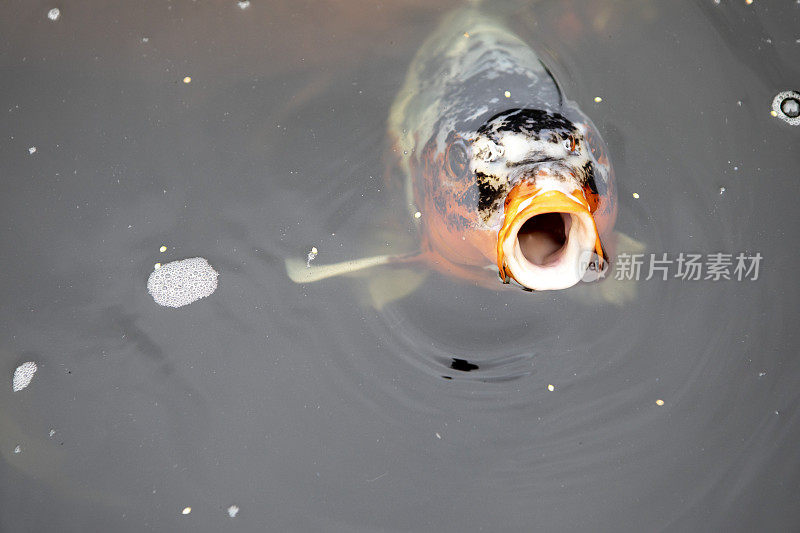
466, 108, 616, 291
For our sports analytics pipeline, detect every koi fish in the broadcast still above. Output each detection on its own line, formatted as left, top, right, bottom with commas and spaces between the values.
287, 6, 618, 292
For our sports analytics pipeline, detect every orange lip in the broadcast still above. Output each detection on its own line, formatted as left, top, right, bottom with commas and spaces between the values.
497, 184, 605, 284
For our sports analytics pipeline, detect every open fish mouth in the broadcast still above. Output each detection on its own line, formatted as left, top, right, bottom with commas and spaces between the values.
497, 184, 605, 291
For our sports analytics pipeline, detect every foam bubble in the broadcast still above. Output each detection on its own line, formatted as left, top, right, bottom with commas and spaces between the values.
772, 90, 800, 126
12, 361, 37, 392
147, 257, 219, 308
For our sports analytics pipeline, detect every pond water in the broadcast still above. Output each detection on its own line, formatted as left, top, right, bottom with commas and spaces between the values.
1, 1, 798, 531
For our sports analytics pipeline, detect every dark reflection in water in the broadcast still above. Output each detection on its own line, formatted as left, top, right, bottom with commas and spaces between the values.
1, 1, 799, 532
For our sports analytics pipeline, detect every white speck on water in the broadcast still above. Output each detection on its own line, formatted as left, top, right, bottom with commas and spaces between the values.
28, 146, 37, 154
181, 507, 191, 515
49, 428, 56, 437
147, 257, 219, 308
758, 371, 766, 377
142, 37, 149, 43
594, 96, 603, 103
414, 211, 421, 219
12, 361, 37, 392
237, 0, 250, 8
547, 384, 555, 391
435, 432, 442, 439
47, 8, 60, 21
719, 186, 726, 195
227, 505, 239, 518
632, 192, 640, 199
13, 445, 21, 454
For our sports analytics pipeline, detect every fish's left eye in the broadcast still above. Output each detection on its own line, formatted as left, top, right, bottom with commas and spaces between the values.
563, 136, 577, 153
445, 139, 470, 178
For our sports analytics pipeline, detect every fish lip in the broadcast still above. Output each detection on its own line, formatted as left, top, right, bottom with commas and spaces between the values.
497, 185, 604, 291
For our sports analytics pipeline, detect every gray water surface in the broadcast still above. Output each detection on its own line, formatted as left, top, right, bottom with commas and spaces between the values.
1, 1, 799, 532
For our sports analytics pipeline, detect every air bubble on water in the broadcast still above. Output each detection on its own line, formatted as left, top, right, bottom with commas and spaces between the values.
306, 247, 318, 267
227, 505, 239, 518
771, 90, 800, 125
47, 8, 60, 21
237, 0, 250, 8
28, 146, 37, 154
147, 257, 218, 308
13, 445, 21, 454
12, 361, 37, 392
49, 428, 56, 437
719, 186, 726, 195
781, 97, 799, 118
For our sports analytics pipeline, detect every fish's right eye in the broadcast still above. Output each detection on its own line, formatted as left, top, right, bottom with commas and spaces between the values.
445, 139, 470, 178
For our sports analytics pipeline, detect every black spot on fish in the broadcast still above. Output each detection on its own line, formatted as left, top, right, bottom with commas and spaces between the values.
450, 358, 479, 372
478, 109, 577, 140
582, 161, 599, 194
476, 171, 505, 214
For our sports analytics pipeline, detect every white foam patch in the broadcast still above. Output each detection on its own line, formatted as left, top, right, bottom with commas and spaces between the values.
147, 257, 219, 308
12, 361, 37, 392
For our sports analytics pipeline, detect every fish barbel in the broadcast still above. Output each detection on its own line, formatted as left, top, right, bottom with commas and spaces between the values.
287, 6, 617, 292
